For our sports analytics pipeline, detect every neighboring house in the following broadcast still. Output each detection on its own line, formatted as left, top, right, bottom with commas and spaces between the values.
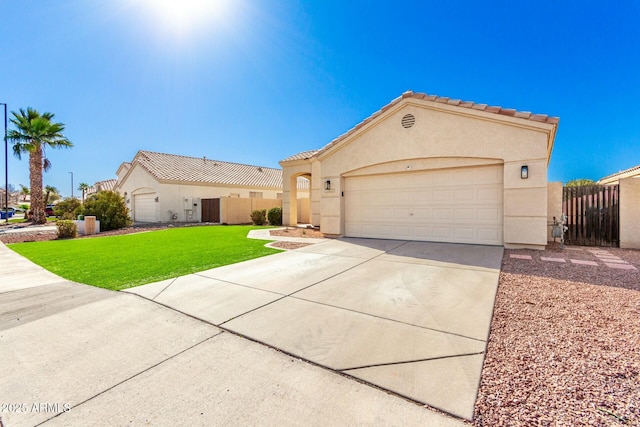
86, 179, 117, 197
115, 150, 308, 223
598, 164, 640, 185
280, 91, 559, 250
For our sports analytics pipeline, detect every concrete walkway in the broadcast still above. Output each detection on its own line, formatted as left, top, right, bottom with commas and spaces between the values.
0, 237, 471, 427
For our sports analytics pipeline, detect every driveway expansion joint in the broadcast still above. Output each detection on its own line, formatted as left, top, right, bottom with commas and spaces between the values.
339, 351, 486, 372
290, 295, 488, 343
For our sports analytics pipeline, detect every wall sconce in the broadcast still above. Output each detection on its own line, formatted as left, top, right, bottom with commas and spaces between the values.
325, 180, 331, 191
154, 196, 159, 202
126, 199, 130, 204
521, 165, 529, 179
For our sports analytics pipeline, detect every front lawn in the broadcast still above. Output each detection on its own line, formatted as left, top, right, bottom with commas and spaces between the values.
8, 225, 280, 290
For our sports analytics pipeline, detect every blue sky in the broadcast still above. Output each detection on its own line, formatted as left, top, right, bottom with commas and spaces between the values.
1, 0, 638, 198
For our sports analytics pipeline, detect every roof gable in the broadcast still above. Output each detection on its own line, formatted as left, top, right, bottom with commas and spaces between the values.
281, 91, 559, 164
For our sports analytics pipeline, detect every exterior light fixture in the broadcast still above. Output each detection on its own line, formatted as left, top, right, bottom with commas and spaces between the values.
521, 165, 529, 179
154, 196, 159, 202
325, 180, 331, 191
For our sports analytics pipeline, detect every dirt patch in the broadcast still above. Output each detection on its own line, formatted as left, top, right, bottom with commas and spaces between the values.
269, 227, 325, 239
474, 245, 640, 426
269, 241, 314, 250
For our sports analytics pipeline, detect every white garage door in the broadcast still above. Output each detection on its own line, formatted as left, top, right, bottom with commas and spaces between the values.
134, 193, 157, 222
345, 165, 503, 245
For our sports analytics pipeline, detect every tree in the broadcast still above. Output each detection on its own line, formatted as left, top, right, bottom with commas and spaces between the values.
44, 185, 59, 208
83, 191, 132, 231
19, 184, 30, 201
565, 178, 597, 187
8, 108, 73, 224
53, 197, 83, 220
78, 182, 90, 204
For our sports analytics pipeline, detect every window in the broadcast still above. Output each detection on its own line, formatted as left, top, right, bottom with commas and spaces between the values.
249, 192, 263, 199
276, 193, 283, 199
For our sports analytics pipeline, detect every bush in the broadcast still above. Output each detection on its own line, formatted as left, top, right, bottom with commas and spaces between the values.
54, 198, 84, 220
56, 220, 77, 239
267, 207, 282, 226
250, 209, 267, 225
83, 191, 132, 231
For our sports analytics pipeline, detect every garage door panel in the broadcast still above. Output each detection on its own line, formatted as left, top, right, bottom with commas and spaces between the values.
454, 228, 475, 240
478, 208, 500, 221
134, 193, 156, 222
345, 165, 503, 245
454, 208, 475, 221
454, 189, 474, 202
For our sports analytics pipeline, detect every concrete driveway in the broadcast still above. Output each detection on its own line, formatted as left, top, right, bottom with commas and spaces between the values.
126, 237, 503, 420
1, 236, 501, 425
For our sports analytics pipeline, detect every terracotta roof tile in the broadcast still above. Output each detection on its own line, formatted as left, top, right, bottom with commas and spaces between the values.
514, 111, 532, 119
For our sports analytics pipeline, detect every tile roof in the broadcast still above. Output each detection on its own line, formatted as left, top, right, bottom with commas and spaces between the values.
280, 150, 319, 162
598, 163, 640, 184
282, 90, 559, 162
95, 179, 117, 191
87, 179, 117, 196
132, 151, 307, 189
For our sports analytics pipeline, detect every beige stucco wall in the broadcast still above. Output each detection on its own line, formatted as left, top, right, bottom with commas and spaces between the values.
619, 177, 640, 249
221, 198, 282, 224
546, 182, 563, 242
118, 164, 291, 223
308, 100, 554, 248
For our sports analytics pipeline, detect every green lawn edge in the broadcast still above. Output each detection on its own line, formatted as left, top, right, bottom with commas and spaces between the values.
8, 225, 281, 291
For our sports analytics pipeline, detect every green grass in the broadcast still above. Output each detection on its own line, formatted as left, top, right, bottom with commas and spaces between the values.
9, 225, 280, 290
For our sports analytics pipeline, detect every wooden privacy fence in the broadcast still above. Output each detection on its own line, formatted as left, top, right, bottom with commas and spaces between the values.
563, 185, 619, 247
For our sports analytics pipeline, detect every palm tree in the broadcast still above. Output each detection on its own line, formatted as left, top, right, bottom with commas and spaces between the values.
78, 182, 90, 204
44, 185, 59, 207
19, 184, 30, 201
8, 108, 72, 224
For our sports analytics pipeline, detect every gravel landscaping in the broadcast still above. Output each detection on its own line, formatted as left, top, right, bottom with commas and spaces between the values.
474, 245, 640, 426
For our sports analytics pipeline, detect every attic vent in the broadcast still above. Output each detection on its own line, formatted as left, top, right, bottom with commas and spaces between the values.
257, 167, 263, 172
401, 114, 415, 128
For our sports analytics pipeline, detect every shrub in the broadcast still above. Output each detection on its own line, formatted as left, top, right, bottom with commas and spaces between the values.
54, 197, 84, 220
267, 207, 282, 226
56, 220, 77, 239
83, 191, 132, 231
250, 209, 267, 225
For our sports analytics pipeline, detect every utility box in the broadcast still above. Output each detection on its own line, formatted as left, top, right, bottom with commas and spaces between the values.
84, 216, 97, 235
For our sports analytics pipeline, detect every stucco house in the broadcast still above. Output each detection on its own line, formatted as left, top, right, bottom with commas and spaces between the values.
115, 150, 308, 223
280, 91, 559, 249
